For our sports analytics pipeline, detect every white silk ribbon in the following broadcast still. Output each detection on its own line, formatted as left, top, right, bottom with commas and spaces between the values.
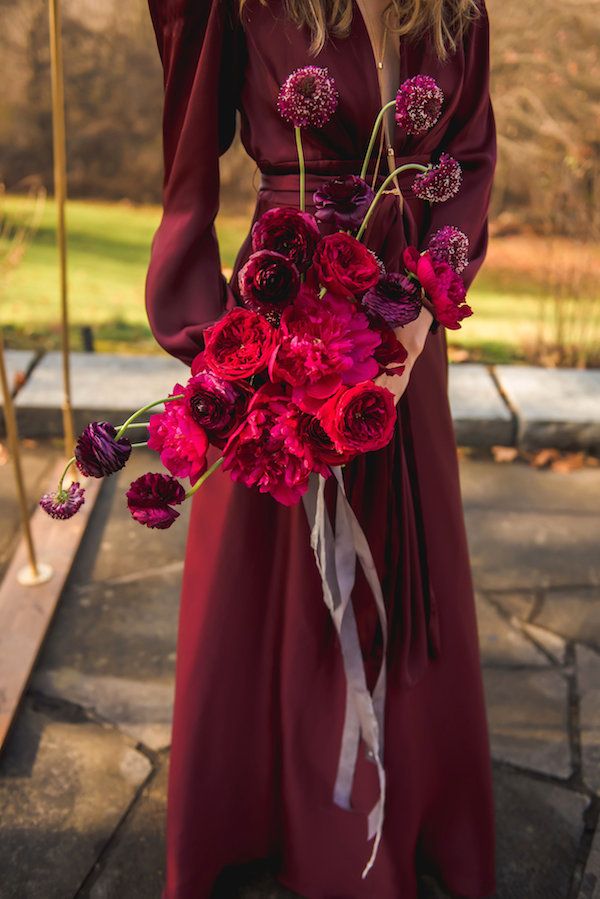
302, 468, 388, 879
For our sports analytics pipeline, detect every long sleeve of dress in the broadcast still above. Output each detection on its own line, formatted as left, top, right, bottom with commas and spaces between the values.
419, 1, 497, 292
146, 0, 244, 365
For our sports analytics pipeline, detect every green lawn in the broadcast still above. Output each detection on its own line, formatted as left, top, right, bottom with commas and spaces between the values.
1, 196, 598, 364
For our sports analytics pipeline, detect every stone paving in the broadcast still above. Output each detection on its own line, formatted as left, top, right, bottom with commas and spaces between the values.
0, 445, 599, 898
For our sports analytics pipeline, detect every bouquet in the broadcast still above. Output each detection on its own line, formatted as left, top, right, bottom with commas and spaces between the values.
40, 66, 472, 877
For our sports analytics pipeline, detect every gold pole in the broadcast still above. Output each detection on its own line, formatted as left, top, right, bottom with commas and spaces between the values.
48, 0, 74, 456
0, 332, 52, 585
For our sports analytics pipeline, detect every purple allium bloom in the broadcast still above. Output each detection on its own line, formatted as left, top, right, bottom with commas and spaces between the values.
362, 273, 422, 328
40, 481, 85, 520
126, 472, 186, 530
75, 421, 132, 478
313, 175, 375, 231
395, 75, 444, 135
185, 370, 248, 448
428, 225, 470, 273
413, 153, 462, 204
277, 66, 339, 129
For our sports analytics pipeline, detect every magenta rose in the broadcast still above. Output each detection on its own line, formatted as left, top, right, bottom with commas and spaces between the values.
148, 389, 209, 485
126, 472, 186, 530
222, 385, 321, 506
311, 232, 380, 299
184, 370, 249, 448
251, 207, 320, 274
313, 175, 375, 231
203, 308, 278, 379
317, 382, 397, 454
403, 247, 472, 330
238, 249, 300, 321
269, 287, 381, 413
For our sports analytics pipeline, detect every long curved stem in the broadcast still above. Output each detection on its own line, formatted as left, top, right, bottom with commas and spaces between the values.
114, 395, 184, 442
355, 163, 429, 242
294, 126, 305, 211
184, 455, 224, 500
58, 456, 76, 492
360, 100, 396, 181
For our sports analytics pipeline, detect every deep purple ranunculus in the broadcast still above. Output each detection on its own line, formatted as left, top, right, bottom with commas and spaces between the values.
362, 272, 422, 327
126, 472, 186, 530
413, 154, 462, 204
39, 481, 86, 520
277, 66, 339, 129
427, 225, 470, 273
251, 207, 320, 274
184, 370, 249, 448
238, 249, 300, 322
74, 421, 132, 478
313, 175, 375, 230
395, 75, 444, 135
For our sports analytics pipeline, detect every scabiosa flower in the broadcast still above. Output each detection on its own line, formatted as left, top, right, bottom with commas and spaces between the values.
40, 481, 85, 520
251, 207, 320, 274
427, 225, 470, 273
277, 66, 339, 129
74, 421, 132, 478
238, 250, 300, 323
313, 175, 375, 231
362, 273, 422, 328
148, 388, 209, 485
413, 153, 462, 204
126, 472, 186, 530
395, 75, 444, 135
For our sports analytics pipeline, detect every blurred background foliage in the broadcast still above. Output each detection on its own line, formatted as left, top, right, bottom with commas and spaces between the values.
1, 0, 599, 364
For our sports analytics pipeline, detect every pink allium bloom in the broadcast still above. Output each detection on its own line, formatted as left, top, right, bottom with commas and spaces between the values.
148, 387, 209, 485
222, 385, 322, 506
427, 225, 470, 273
395, 75, 444, 135
277, 66, 339, 128
126, 472, 186, 530
404, 247, 473, 330
413, 153, 462, 203
40, 481, 85, 520
251, 207, 320, 274
269, 287, 381, 413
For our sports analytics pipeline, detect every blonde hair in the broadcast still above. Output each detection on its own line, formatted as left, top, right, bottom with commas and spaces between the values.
238, 0, 480, 60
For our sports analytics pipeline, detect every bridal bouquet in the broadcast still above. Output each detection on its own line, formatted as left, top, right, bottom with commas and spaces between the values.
41, 67, 471, 526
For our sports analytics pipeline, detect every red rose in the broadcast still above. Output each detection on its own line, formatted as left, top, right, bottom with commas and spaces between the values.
311, 233, 380, 299
238, 249, 300, 322
370, 319, 408, 376
203, 308, 278, 380
317, 381, 396, 454
251, 206, 321, 274
403, 247, 472, 330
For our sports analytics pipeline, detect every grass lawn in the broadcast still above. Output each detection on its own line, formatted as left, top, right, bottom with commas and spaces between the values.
2, 195, 599, 365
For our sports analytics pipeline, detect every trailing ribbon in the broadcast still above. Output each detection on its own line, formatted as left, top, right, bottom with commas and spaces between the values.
302, 467, 389, 879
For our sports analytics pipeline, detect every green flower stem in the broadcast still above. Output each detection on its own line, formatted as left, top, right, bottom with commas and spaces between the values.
114, 395, 184, 442
360, 100, 396, 181
131, 441, 149, 448
184, 455, 224, 500
58, 456, 76, 492
294, 126, 305, 212
355, 163, 429, 242
115, 421, 151, 431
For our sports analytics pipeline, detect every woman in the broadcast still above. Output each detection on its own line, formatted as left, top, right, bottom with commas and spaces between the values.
146, 0, 497, 896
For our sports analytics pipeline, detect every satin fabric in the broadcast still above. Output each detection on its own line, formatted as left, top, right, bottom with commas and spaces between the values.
146, 1, 497, 896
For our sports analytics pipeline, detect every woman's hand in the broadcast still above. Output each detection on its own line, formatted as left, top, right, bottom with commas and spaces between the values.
374, 306, 434, 406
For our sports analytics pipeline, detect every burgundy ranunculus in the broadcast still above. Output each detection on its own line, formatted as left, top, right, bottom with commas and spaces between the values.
370, 319, 409, 376
317, 382, 397, 454
126, 472, 186, 529
75, 421, 132, 478
269, 287, 381, 413
313, 175, 375, 231
222, 385, 322, 506
362, 272, 422, 328
148, 388, 209, 485
277, 66, 339, 129
238, 249, 300, 322
40, 481, 85, 520
251, 207, 320, 274
311, 232, 380, 299
203, 307, 278, 379
184, 370, 249, 448
403, 246, 472, 330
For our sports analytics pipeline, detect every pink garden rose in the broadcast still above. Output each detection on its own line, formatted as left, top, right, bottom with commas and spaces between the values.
317, 381, 397, 454
311, 232, 380, 299
203, 308, 278, 379
403, 246, 472, 330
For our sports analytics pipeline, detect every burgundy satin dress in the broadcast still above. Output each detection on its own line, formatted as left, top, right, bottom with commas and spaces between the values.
146, 1, 498, 896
